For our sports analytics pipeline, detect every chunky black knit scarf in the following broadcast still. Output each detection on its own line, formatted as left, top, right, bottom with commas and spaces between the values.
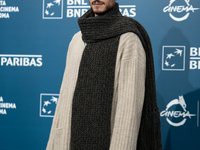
70, 3, 162, 150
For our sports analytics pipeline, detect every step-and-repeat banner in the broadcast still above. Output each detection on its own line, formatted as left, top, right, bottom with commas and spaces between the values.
1, 0, 200, 149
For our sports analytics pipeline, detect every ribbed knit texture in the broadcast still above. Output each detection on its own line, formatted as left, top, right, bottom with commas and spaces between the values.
70, 37, 120, 149
70, 3, 161, 150
70, 4, 123, 150
71, 3, 163, 149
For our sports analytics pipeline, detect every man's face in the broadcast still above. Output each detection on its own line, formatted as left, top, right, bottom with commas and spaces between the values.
89, 0, 116, 17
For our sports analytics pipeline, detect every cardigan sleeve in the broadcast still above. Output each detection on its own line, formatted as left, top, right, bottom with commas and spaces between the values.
46, 32, 82, 150
109, 32, 146, 150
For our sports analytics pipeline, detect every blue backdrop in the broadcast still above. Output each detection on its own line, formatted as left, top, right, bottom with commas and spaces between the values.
0, 0, 200, 149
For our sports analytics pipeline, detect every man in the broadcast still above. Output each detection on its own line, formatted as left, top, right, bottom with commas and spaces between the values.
46, 0, 162, 150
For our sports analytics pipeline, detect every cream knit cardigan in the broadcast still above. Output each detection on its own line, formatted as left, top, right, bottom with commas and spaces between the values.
46, 31, 146, 150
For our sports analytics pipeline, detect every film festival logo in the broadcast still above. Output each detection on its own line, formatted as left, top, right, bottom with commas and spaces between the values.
0, 0, 19, 18
43, 0, 136, 19
0, 96, 17, 115
162, 46, 185, 71
40, 93, 59, 117
43, 0, 63, 19
163, 0, 199, 22
160, 95, 196, 127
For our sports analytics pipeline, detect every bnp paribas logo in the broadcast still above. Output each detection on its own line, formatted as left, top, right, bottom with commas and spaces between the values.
162, 46, 185, 71
42, 0, 63, 19
40, 93, 59, 117
42, 0, 136, 19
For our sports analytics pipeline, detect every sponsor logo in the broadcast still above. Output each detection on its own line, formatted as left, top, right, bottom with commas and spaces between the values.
66, 0, 88, 18
43, 0, 136, 19
160, 95, 196, 127
0, 96, 17, 115
40, 93, 59, 117
0, 0, 19, 18
67, 3, 136, 18
0, 54, 42, 67
163, 0, 199, 21
162, 46, 185, 71
119, 5, 136, 18
190, 47, 200, 69
43, 0, 63, 19
162, 46, 200, 71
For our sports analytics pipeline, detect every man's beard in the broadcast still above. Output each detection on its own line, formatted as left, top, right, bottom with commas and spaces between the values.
91, 0, 115, 16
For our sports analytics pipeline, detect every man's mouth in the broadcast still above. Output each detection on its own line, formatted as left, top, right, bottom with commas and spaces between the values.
92, 1, 104, 6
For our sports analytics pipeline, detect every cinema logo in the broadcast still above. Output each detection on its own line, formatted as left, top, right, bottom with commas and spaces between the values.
0, 54, 42, 67
0, 0, 19, 19
0, 96, 17, 115
163, 0, 199, 22
160, 95, 196, 127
